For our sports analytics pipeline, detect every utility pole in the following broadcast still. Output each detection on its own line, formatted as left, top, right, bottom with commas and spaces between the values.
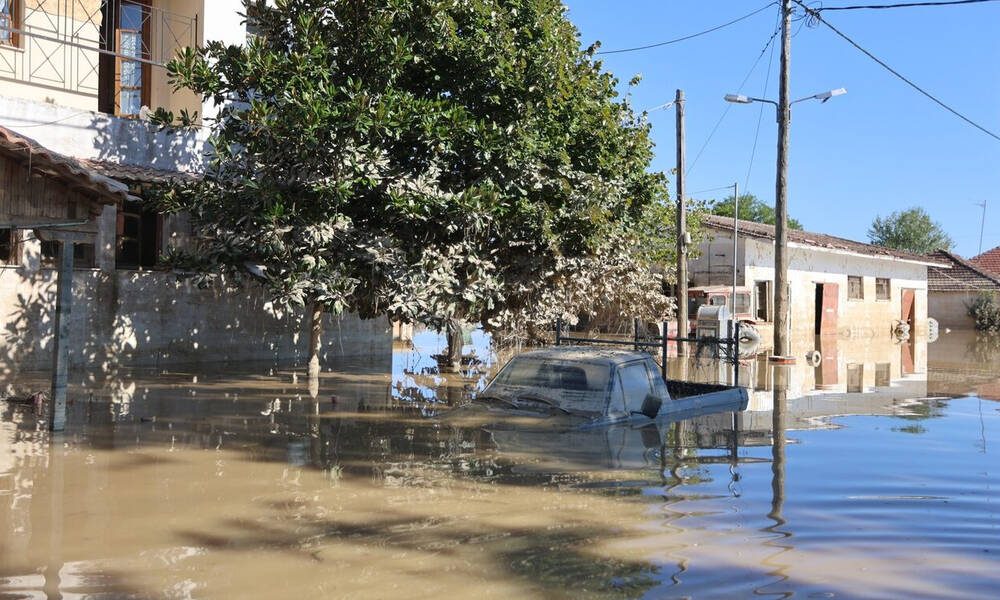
977, 200, 987, 255
676, 89, 688, 343
773, 0, 792, 359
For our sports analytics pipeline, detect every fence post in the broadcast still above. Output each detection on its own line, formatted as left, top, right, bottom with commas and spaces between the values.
661, 320, 668, 381
555, 317, 562, 346
633, 317, 640, 351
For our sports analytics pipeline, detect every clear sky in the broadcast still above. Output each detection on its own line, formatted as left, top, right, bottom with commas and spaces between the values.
562, 0, 1000, 258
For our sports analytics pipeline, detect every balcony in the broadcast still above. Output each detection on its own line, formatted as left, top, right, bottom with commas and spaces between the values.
0, 1, 199, 117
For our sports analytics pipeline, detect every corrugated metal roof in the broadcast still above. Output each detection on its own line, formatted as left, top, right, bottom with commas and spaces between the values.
927, 249, 1000, 292
703, 214, 949, 267
0, 125, 132, 204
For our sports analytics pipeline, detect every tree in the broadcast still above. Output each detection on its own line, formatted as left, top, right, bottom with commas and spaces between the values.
153, 0, 675, 373
710, 194, 803, 230
868, 207, 953, 254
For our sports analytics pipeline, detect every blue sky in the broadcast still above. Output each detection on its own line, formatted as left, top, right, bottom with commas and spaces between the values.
562, 0, 1000, 257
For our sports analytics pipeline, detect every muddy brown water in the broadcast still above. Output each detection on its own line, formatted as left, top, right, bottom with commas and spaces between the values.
2, 329, 999, 599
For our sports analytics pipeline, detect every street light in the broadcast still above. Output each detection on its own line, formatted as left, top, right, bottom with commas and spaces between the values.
723, 87, 845, 361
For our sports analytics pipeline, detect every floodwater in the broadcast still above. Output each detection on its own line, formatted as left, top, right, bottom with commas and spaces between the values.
2, 329, 999, 599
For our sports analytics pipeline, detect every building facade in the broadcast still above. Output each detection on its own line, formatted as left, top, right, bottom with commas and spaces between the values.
0, 2, 391, 376
927, 249, 1000, 330
690, 216, 948, 347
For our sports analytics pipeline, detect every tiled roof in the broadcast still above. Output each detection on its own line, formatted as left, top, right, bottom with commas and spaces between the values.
969, 246, 1000, 278
703, 214, 950, 266
0, 125, 131, 204
927, 249, 1000, 292
78, 159, 198, 184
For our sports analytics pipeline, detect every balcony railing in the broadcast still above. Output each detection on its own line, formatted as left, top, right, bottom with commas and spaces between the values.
0, 1, 198, 99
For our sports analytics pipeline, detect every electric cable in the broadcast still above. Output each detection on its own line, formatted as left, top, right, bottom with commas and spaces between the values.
792, 0, 1000, 142
817, 0, 1000, 11
596, 2, 776, 55
742, 9, 783, 199
687, 24, 782, 178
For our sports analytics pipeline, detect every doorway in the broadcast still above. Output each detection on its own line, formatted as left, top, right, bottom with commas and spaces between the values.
814, 283, 839, 335
901, 288, 916, 326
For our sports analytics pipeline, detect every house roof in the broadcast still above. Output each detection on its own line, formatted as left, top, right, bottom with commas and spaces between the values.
969, 246, 1000, 278
927, 249, 1000, 292
0, 125, 132, 204
79, 159, 198, 185
703, 214, 949, 267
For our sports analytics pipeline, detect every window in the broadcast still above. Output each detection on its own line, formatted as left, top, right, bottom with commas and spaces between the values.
875, 363, 891, 387
755, 280, 772, 321
847, 363, 863, 394
40, 241, 96, 268
848, 276, 864, 300
116, 199, 161, 269
734, 292, 751, 315
620, 362, 653, 415
0, 229, 18, 265
875, 278, 890, 301
115, 1, 150, 117
0, 0, 19, 47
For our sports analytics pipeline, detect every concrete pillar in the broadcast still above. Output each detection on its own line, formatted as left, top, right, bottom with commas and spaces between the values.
49, 241, 74, 432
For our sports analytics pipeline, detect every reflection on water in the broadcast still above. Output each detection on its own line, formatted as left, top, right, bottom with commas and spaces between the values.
1, 329, 999, 599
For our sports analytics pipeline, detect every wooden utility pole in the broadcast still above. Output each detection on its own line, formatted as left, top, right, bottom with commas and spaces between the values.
49, 239, 74, 432
675, 89, 688, 342
773, 0, 792, 359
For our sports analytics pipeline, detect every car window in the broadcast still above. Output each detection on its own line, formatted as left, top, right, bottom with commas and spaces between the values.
709, 295, 727, 306
620, 363, 652, 414
609, 372, 626, 415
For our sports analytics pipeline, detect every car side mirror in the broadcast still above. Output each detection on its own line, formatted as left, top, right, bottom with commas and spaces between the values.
633, 393, 661, 419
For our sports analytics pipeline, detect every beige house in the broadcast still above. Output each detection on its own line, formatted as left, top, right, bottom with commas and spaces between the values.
690, 215, 949, 348
0, 2, 391, 380
927, 249, 1000, 330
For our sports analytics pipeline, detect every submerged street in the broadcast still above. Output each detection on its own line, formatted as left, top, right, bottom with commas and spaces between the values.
2, 330, 998, 599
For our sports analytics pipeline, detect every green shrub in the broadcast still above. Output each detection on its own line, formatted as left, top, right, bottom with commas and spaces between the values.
968, 292, 1000, 333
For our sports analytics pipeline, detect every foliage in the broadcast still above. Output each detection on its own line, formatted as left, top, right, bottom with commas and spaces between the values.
867, 207, 953, 254
968, 292, 1000, 333
710, 194, 802, 230
152, 0, 678, 341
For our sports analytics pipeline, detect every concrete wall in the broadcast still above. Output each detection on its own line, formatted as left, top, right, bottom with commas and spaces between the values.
0, 94, 207, 172
0, 246, 391, 374
690, 231, 931, 349
928, 291, 978, 330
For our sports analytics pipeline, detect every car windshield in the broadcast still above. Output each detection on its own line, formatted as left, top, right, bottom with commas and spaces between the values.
490, 357, 612, 415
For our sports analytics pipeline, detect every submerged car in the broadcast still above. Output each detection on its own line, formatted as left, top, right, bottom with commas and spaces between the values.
477, 346, 748, 428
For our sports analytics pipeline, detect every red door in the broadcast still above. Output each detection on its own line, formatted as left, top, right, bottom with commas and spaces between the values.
901, 289, 915, 325
820, 283, 839, 335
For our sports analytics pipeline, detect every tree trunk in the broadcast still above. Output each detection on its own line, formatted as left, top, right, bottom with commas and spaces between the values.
308, 301, 323, 379
442, 318, 463, 373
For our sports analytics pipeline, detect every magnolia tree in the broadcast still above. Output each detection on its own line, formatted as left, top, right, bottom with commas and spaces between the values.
154, 0, 677, 374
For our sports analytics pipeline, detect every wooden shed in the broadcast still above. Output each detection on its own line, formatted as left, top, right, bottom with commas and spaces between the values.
0, 125, 133, 430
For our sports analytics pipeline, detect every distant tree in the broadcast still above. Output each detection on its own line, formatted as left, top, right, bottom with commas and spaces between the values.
868, 207, 953, 254
710, 194, 803, 230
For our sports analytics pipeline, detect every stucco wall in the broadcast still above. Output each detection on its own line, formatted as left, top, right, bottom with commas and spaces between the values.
0, 257, 391, 374
690, 232, 931, 349
928, 291, 978, 330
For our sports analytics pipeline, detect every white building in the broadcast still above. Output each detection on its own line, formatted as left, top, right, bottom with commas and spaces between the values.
0, 1, 390, 374
691, 215, 949, 345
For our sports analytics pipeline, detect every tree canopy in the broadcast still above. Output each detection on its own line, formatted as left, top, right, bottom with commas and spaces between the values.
868, 207, 953, 254
710, 194, 803, 230
154, 0, 676, 347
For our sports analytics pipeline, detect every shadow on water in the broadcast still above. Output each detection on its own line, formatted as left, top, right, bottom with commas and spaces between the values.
2, 329, 1000, 599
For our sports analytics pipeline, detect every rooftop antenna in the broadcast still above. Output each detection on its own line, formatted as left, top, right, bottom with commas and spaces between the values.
976, 200, 987, 255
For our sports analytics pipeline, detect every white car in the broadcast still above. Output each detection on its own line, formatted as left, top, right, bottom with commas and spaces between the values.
478, 346, 748, 426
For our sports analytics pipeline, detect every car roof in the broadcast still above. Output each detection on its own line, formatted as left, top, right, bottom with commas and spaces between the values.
509, 345, 652, 367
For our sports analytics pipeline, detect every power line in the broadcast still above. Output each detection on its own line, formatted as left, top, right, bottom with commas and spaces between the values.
743, 8, 782, 198
689, 185, 738, 196
596, 2, 776, 55
817, 0, 1000, 11
687, 24, 782, 177
793, 0, 1000, 142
